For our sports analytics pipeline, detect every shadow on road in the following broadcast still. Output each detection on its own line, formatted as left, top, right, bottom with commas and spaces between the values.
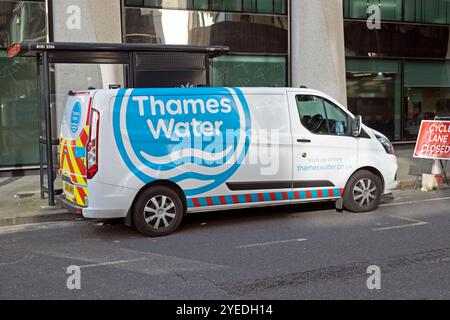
183, 201, 335, 228
90, 200, 337, 240
89, 194, 400, 239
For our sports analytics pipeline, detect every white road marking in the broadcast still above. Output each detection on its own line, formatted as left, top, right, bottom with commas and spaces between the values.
373, 216, 429, 231
381, 196, 450, 207
237, 238, 307, 249
0, 255, 34, 267
0, 221, 78, 235
78, 258, 146, 269
421, 257, 450, 265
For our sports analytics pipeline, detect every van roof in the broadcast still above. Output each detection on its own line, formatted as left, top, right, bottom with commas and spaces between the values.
89, 87, 344, 114
90, 87, 327, 96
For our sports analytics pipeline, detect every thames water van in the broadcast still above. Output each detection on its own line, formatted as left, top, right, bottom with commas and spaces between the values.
59, 87, 398, 237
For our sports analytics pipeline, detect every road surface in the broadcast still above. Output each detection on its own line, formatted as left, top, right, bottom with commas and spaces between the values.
0, 190, 449, 299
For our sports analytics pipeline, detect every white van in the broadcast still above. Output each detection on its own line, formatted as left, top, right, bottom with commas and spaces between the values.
59, 87, 398, 237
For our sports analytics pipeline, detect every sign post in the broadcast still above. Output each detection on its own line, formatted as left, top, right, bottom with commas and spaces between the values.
414, 120, 450, 187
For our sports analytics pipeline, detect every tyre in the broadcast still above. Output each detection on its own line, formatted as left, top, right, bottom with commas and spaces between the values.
343, 170, 383, 213
133, 186, 184, 237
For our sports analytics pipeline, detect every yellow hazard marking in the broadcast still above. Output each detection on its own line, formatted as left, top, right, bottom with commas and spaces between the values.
59, 127, 90, 207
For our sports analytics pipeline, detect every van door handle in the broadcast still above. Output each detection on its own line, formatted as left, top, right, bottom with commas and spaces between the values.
297, 139, 311, 143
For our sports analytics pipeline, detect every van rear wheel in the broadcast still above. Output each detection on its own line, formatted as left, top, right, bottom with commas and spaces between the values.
343, 170, 382, 213
133, 186, 184, 237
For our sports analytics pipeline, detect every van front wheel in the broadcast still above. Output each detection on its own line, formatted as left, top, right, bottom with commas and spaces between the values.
133, 186, 184, 237
343, 170, 383, 213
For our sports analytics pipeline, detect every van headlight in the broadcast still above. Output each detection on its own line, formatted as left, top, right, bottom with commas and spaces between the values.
376, 134, 395, 155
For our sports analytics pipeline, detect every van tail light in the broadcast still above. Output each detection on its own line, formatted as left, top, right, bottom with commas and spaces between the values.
87, 109, 100, 179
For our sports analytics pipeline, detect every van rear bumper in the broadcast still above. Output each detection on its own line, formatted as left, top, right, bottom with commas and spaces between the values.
58, 196, 84, 214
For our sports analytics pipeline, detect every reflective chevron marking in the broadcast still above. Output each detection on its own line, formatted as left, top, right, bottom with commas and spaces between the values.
59, 125, 90, 207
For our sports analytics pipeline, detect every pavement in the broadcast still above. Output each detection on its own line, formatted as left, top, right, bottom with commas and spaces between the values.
395, 144, 450, 189
0, 188, 449, 299
0, 175, 69, 226
0, 145, 449, 226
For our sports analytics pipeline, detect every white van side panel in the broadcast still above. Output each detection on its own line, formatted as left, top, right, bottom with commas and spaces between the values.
192, 91, 294, 211
83, 175, 137, 219
91, 88, 294, 216
73, 87, 398, 220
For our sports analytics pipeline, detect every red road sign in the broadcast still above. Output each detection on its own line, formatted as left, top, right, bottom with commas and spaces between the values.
414, 120, 450, 160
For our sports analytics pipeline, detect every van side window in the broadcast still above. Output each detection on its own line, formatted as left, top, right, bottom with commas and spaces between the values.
296, 95, 351, 136
296, 95, 328, 134
323, 100, 351, 136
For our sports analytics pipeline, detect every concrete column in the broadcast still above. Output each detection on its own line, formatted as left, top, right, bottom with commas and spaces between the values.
50, 0, 123, 135
291, 0, 348, 106
52, 0, 122, 43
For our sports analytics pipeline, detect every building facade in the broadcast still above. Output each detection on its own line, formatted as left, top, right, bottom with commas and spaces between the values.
0, 0, 449, 171
344, 0, 450, 142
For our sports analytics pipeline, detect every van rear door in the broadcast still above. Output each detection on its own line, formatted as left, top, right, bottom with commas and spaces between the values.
60, 91, 93, 207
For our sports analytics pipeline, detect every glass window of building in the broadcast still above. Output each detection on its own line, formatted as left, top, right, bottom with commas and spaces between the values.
405, 0, 450, 24
0, 0, 47, 47
344, 0, 450, 24
125, 0, 287, 14
0, 0, 47, 168
346, 59, 402, 141
123, 8, 288, 51
344, 0, 402, 21
123, 2, 288, 87
212, 55, 286, 87
404, 61, 450, 140
0, 52, 40, 168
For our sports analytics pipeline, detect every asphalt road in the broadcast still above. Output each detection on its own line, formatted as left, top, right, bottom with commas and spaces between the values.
0, 190, 449, 300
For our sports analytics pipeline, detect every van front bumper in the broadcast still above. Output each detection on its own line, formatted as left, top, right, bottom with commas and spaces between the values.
385, 179, 400, 193
58, 196, 84, 215
384, 168, 400, 194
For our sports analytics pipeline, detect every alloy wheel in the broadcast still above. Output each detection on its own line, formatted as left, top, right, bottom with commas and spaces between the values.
143, 195, 177, 229
352, 178, 378, 208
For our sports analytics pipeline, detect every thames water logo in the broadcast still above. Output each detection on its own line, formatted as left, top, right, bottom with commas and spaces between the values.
70, 102, 82, 134
113, 88, 251, 196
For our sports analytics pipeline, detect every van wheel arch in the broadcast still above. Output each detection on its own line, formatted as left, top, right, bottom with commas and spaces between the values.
347, 167, 385, 193
342, 167, 384, 213
125, 180, 187, 227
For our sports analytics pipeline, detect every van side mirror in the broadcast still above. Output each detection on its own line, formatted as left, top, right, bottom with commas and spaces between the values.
352, 115, 362, 137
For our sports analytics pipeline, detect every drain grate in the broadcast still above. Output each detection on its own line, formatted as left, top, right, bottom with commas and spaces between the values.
15, 193, 36, 199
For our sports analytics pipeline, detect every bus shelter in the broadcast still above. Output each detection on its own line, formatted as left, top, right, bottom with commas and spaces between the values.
7, 42, 229, 205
